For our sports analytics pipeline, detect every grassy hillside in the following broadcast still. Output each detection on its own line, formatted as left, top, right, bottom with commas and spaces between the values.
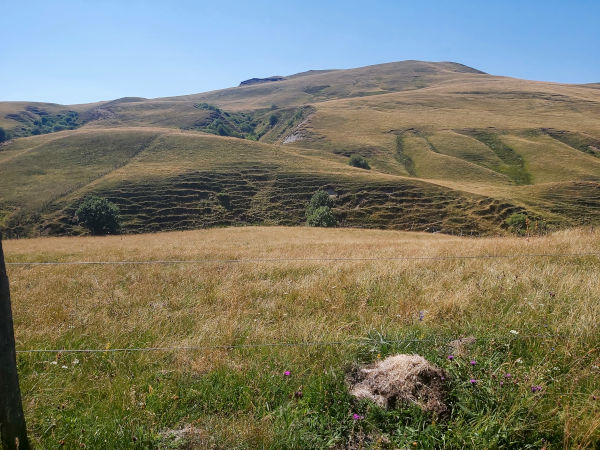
5, 227, 600, 448
0, 127, 529, 237
1, 60, 600, 236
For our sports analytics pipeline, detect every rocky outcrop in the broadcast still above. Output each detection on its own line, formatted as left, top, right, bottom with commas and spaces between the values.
239, 76, 285, 86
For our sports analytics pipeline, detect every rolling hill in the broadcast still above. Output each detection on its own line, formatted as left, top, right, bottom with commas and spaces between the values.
1, 60, 599, 237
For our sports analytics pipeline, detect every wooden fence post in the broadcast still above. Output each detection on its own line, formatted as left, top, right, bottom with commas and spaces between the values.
0, 233, 30, 449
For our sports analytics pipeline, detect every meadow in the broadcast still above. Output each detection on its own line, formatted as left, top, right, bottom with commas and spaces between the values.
4, 226, 600, 448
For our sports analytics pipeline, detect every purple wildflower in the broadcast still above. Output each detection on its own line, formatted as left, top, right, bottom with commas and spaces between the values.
448, 355, 454, 361
284, 370, 291, 377
469, 379, 477, 385
500, 381, 504, 386
504, 373, 512, 378
418, 310, 425, 321
352, 413, 364, 421
531, 385, 542, 393
470, 360, 477, 366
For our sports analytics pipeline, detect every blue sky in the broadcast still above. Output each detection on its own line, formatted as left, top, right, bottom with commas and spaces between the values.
2, 0, 599, 104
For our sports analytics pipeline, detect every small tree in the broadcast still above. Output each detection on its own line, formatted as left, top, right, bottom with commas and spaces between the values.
349, 154, 370, 170
306, 206, 336, 227
505, 212, 546, 235
75, 196, 121, 235
306, 190, 336, 227
0, 127, 7, 143
505, 213, 527, 229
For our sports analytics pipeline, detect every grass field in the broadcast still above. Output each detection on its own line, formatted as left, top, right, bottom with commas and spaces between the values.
4, 226, 600, 448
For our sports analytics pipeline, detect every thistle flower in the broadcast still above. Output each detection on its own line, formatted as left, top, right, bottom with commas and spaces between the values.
470, 360, 477, 366
448, 355, 454, 361
469, 379, 477, 384
284, 370, 291, 376
352, 413, 364, 421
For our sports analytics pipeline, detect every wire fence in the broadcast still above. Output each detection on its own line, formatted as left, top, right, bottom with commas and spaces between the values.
16, 334, 566, 354
6, 252, 600, 266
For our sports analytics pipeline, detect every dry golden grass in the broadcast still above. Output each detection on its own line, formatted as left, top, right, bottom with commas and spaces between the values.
5, 226, 599, 354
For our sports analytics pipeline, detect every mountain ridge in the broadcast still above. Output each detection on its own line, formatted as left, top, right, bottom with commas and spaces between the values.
1, 60, 599, 237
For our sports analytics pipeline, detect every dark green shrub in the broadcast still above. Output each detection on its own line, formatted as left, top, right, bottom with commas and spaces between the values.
505, 213, 528, 233
306, 190, 333, 215
269, 114, 279, 126
349, 154, 370, 169
505, 212, 549, 235
75, 196, 121, 235
306, 190, 336, 227
0, 127, 7, 142
195, 103, 219, 111
505, 213, 547, 235
216, 192, 231, 208
306, 206, 336, 227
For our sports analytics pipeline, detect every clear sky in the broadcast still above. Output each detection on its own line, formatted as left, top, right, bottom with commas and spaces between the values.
2, 0, 599, 104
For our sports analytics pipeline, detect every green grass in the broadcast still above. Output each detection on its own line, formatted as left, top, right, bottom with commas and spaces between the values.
457, 130, 532, 185
541, 128, 600, 157
426, 131, 510, 177
500, 134, 600, 184
394, 135, 416, 176
400, 131, 516, 185
18, 336, 571, 448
